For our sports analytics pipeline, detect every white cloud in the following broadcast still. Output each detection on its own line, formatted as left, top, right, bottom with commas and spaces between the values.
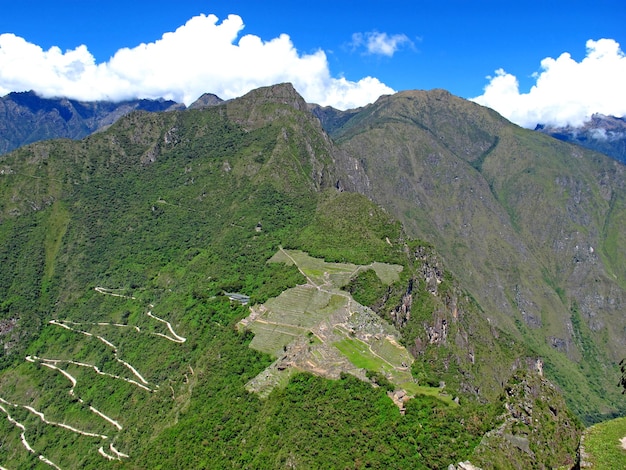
589, 128, 608, 141
351, 31, 413, 57
0, 14, 394, 109
471, 39, 626, 128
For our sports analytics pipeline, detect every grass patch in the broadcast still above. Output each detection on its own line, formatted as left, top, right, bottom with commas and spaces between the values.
584, 417, 626, 468
369, 337, 412, 366
334, 337, 391, 372
370, 262, 403, 285
401, 382, 456, 406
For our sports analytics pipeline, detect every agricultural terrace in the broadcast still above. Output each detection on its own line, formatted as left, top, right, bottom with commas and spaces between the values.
239, 248, 424, 399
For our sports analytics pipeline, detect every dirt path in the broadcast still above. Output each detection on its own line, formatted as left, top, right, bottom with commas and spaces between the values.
95, 288, 186, 343
279, 247, 318, 288
26, 356, 126, 429
0, 401, 62, 469
25, 348, 133, 466
49, 320, 151, 385
245, 249, 413, 402
33, 356, 152, 392
98, 442, 130, 460
94, 286, 136, 299
8, 287, 188, 466
0, 402, 34, 452
27, 356, 78, 391
145, 310, 186, 343
62, 319, 141, 332
19, 402, 108, 440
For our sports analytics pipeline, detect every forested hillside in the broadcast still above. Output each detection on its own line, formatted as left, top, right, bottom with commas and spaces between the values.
0, 83, 620, 468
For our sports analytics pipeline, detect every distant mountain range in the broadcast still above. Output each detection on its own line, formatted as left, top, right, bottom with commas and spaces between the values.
536, 114, 626, 164
2, 90, 625, 167
0, 91, 225, 155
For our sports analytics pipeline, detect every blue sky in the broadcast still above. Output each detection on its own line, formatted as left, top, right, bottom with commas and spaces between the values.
0, 1, 625, 126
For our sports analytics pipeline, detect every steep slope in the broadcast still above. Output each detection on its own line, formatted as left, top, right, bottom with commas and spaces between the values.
0, 83, 330, 363
0, 84, 580, 468
579, 416, 626, 468
470, 369, 581, 469
329, 89, 626, 422
0, 83, 337, 468
0, 91, 183, 155
187, 92, 224, 109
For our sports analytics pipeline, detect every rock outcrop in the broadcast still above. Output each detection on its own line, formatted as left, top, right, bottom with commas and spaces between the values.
470, 370, 582, 469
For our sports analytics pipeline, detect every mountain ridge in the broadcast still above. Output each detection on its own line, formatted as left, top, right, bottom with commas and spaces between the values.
3, 84, 625, 421
4, 88, 626, 167
0, 82, 622, 468
0, 90, 190, 155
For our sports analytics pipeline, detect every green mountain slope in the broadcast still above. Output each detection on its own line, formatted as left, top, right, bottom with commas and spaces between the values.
0, 84, 337, 467
329, 88, 626, 422
0, 83, 609, 468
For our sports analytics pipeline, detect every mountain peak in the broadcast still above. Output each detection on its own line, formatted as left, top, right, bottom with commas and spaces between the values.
188, 92, 224, 109
241, 82, 307, 111
0, 92, 182, 154
226, 83, 309, 129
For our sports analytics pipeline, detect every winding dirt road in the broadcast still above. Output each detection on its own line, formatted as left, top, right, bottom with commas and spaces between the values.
1, 286, 189, 468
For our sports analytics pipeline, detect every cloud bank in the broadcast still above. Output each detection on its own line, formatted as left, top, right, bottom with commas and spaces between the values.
0, 14, 394, 109
471, 39, 626, 128
351, 31, 413, 57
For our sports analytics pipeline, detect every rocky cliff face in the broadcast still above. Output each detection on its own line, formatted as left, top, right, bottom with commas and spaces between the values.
470, 370, 582, 469
375, 243, 535, 402
307, 103, 361, 135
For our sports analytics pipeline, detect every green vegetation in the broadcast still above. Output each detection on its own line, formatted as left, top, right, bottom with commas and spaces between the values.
2, 86, 456, 468
140, 370, 500, 469
296, 190, 406, 265
335, 337, 393, 370
346, 268, 389, 307
470, 370, 582, 469
0, 83, 618, 468
328, 88, 626, 423
583, 417, 626, 468
0, 88, 335, 467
